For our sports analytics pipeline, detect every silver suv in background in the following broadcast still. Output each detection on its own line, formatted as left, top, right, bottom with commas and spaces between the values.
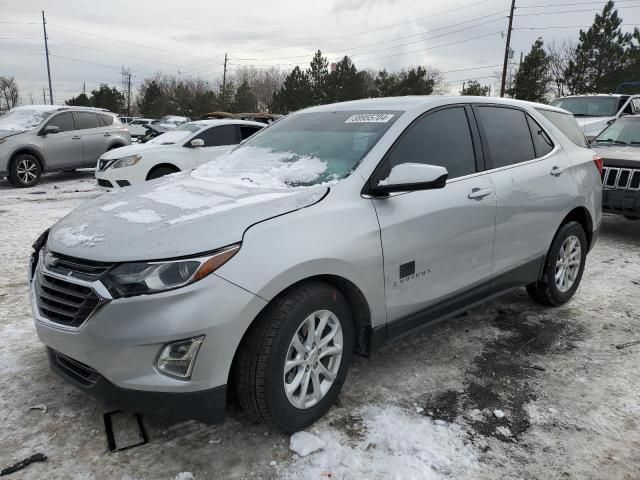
30, 96, 601, 432
0, 105, 130, 187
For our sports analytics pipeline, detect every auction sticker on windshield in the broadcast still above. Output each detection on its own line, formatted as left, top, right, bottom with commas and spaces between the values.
345, 113, 395, 123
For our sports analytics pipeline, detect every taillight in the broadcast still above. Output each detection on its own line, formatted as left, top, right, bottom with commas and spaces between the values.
593, 155, 603, 176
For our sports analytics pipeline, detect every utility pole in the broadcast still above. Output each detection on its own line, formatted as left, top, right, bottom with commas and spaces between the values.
222, 53, 228, 91
121, 67, 132, 115
42, 88, 46, 103
41, 11, 53, 105
82, 82, 86, 95
500, 0, 516, 97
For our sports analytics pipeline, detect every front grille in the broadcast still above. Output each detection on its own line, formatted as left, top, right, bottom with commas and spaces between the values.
602, 166, 640, 190
50, 349, 100, 386
98, 179, 113, 188
35, 272, 101, 327
45, 251, 113, 281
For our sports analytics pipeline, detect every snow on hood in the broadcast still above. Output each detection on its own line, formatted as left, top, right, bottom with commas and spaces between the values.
48, 146, 331, 262
0, 105, 59, 133
591, 144, 640, 161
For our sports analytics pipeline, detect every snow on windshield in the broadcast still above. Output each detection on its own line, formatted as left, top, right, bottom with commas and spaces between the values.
148, 130, 194, 145
0, 106, 58, 132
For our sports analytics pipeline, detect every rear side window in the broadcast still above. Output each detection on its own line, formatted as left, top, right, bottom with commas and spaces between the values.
477, 106, 535, 168
383, 107, 476, 179
45, 112, 75, 132
194, 125, 239, 146
526, 115, 554, 157
537, 109, 589, 148
75, 112, 101, 130
99, 114, 114, 126
240, 125, 262, 140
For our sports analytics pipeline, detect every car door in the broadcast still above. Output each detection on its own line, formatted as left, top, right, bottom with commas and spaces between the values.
369, 105, 497, 330
187, 124, 240, 168
74, 111, 109, 166
474, 105, 575, 291
40, 111, 84, 170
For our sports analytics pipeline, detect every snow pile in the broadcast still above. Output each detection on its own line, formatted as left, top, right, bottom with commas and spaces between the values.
283, 405, 479, 479
114, 209, 163, 224
493, 409, 505, 419
51, 223, 103, 248
172, 473, 194, 480
100, 201, 128, 211
289, 431, 325, 457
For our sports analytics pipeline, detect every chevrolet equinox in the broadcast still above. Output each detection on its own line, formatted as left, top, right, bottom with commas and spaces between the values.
30, 96, 602, 432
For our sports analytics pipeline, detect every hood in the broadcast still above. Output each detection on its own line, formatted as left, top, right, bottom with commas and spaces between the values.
48, 146, 331, 262
592, 144, 640, 164
0, 129, 27, 140
99, 142, 181, 159
575, 116, 613, 137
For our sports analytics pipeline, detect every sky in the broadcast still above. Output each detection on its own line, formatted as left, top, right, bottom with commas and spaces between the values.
1, 0, 639, 105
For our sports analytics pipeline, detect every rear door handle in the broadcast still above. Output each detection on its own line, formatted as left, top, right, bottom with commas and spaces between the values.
468, 187, 492, 199
104, 133, 111, 137
72, 135, 81, 140
550, 165, 566, 176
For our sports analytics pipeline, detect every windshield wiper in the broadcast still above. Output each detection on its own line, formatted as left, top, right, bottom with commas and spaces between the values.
594, 139, 628, 145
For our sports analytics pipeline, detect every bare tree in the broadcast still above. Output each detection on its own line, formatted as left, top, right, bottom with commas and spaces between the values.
0, 76, 19, 110
546, 39, 577, 99
231, 66, 287, 112
425, 66, 450, 95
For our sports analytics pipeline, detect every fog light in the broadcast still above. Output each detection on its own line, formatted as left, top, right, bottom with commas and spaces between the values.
156, 336, 204, 379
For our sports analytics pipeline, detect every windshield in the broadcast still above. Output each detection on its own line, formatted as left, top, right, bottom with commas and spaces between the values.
551, 97, 620, 117
0, 108, 56, 132
148, 123, 200, 144
593, 118, 640, 146
202, 110, 401, 186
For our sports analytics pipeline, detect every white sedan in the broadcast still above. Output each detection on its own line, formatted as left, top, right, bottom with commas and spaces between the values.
127, 118, 156, 138
95, 119, 264, 188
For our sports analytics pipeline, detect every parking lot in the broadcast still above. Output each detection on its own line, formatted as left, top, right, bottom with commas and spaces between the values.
0, 171, 638, 479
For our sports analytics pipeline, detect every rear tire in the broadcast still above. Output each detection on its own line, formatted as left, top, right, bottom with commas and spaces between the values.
234, 281, 354, 433
147, 166, 179, 180
9, 153, 42, 188
623, 215, 639, 221
526, 221, 587, 306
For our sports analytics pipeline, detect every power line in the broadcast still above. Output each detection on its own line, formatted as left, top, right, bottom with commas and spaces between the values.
518, 0, 636, 8
48, 53, 156, 75
514, 23, 639, 29
514, 4, 640, 16
229, 0, 494, 55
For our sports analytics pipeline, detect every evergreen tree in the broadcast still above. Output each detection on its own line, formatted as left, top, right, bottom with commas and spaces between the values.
508, 38, 551, 102
138, 80, 165, 118
90, 84, 125, 113
328, 56, 366, 102
374, 67, 435, 97
307, 50, 330, 106
65, 93, 91, 107
232, 80, 258, 112
271, 66, 313, 114
214, 82, 236, 112
460, 80, 491, 96
564, 1, 633, 94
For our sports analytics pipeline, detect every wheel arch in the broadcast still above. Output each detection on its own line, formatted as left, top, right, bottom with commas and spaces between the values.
146, 163, 180, 180
559, 206, 594, 249
10, 147, 46, 172
107, 142, 126, 151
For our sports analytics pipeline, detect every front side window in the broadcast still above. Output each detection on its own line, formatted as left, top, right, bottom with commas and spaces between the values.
75, 112, 101, 130
477, 107, 535, 168
380, 107, 476, 180
45, 112, 75, 133
194, 125, 239, 146
593, 118, 640, 146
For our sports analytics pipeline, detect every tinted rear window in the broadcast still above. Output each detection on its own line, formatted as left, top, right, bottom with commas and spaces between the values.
100, 114, 114, 126
526, 115, 554, 157
477, 106, 535, 168
76, 112, 101, 130
537, 109, 589, 148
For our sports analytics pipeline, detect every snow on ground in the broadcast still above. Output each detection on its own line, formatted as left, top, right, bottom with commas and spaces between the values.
0, 171, 639, 479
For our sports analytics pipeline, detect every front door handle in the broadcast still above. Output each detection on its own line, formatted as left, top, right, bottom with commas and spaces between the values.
550, 165, 566, 176
72, 135, 81, 140
468, 187, 492, 199
104, 133, 111, 137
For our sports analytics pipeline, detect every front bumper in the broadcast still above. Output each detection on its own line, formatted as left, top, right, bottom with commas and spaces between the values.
48, 347, 227, 424
31, 252, 267, 422
95, 161, 145, 188
602, 188, 640, 216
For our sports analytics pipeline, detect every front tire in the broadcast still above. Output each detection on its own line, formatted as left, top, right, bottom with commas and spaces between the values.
147, 166, 179, 180
527, 221, 587, 306
234, 281, 354, 433
9, 154, 42, 187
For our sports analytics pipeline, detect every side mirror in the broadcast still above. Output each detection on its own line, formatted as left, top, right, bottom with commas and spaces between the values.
189, 138, 205, 148
41, 125, 60, 135
369, 163, 448, 196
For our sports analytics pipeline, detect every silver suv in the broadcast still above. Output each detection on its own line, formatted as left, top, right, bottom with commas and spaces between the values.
29, 96, 601, 432
0, 105, 130, 187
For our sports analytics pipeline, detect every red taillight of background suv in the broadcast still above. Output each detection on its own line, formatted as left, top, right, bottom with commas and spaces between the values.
593, 155, 604, 176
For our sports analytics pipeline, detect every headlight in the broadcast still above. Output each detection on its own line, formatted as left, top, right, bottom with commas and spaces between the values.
102, 244, 240, 298
111, 154, 142, 169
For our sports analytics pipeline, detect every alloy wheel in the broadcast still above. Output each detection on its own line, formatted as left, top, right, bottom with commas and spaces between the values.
16, 159, 39, 184
555, 235, 582, 293
283, 309, 343, 409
